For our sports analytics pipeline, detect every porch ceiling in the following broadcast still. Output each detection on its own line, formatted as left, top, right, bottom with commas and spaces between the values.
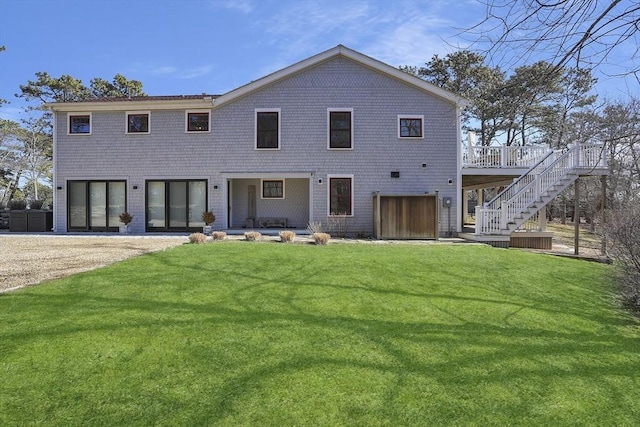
462, 174, 519, 189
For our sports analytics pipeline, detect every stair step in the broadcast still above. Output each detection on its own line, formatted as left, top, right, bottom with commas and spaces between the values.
476, 159, 584, 236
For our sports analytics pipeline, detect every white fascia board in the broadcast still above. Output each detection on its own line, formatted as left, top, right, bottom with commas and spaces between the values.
46, 99, 214, 112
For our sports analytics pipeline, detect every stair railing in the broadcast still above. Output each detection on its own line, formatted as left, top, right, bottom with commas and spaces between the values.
475, 142, 605, 235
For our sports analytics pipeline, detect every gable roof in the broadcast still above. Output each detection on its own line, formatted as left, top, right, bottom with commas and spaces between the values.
47, 45, 469, 112
213, 45, 470, 109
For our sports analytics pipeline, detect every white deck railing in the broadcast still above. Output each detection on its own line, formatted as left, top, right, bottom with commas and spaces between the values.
463, 145, 551, 168
475, 143, 606, 235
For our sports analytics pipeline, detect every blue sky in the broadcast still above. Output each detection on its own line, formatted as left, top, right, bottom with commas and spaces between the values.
0, 0, 635, 122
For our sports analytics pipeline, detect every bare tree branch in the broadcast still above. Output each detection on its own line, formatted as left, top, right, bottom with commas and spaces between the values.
467, 0, 640, 82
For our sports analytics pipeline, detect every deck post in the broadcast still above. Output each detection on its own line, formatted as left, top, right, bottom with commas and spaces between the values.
601, 175, 607, 254
574, 178, 580, 255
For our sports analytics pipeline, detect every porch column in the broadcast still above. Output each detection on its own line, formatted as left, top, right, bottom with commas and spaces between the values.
462, 189, 469, 224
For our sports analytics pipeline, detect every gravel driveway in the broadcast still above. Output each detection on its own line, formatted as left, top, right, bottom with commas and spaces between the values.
0, 234, 188, 293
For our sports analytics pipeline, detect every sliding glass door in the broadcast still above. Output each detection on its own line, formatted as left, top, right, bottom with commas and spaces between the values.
67, 181, 126, 231
146, 180, 207, 231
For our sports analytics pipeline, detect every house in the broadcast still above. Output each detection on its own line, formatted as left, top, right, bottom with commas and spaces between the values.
48, 45, 467, 238
48, 45, 607, 245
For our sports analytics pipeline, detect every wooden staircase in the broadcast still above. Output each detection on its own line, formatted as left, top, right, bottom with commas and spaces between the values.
475, 143, 606, 237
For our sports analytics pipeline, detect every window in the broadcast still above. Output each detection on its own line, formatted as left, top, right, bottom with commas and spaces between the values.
67, 180, 126, 231
68, 113, 91, 135
261, 179, 284, 199
398, 115, 424, 139
146, 180, 207, 231
256, 109, 280, 149
126, 111, 150, 134
328, 109, 353, 149
328, 175, 353, 216
186, 110, 210, 132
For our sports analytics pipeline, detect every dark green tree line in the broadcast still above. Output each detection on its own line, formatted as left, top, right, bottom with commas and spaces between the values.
402, 50, 596, 148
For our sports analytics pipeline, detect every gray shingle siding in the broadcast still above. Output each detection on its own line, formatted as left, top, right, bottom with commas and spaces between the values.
54, 56, 460, 236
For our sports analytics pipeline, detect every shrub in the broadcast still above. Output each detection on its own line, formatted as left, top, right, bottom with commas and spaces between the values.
313, 232, 331, 245
211, 231, 227, 241
244, 231, 262, 241
201, 211, 216, 225
602, 202, 640, 313
327, 213, 350, 237
189, 233, 207, 244
30, 200, 45, 210
119, 212, 133, 225
307, 221, 323, 234
279, 230, 296, 243
8, 199, 27, 210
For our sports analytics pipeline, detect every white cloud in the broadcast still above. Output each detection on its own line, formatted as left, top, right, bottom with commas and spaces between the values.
150, 66, 178, 76
130, 63, 214, 80
178, 65, 215, 79
251, 0, 375, 76
251, 0, 475, 78
364, 15, 464, 67
212, 0, 253, 14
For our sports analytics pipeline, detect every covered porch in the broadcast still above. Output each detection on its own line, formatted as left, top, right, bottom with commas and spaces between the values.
222, 172, 313, 231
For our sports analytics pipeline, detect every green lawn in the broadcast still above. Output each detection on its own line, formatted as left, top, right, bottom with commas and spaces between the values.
1, 242, 639, 426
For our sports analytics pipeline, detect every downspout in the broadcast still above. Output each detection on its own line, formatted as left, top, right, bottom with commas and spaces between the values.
375, 191, 381, 239
435, 190, 440, 241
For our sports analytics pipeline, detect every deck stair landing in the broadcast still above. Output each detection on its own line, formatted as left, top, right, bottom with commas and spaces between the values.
474, 143, 606, 238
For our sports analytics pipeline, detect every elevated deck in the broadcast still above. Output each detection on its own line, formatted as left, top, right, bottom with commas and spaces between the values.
462, 144, 608, 188
460, 142, 607, 248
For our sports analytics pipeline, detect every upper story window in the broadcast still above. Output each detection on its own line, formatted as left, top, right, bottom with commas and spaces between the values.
398, 115, 424, 139
261, 179, 284, 199
126, 111, 150, 134
328, 109, 353, 149
68, 113, 91, 135
186, 110, 210, 132
328, 174, 354, 216
255, 109, 280, 149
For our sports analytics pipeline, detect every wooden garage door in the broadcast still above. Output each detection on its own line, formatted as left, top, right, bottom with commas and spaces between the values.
374, 195, 437, 239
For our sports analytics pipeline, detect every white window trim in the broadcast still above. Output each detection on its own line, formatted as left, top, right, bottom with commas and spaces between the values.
327, 108, 354, 150
260, 178, 285, 199
125, 111, 151, 134
255, 108, 281, 150
67, 112, 92, 135
185, 109, 211, 133
327, 174, 354, 217
397, 115, 424, 139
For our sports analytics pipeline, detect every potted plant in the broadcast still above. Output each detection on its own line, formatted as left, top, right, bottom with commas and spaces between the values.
119, 212, 133, 234
202, 211, 215, 234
